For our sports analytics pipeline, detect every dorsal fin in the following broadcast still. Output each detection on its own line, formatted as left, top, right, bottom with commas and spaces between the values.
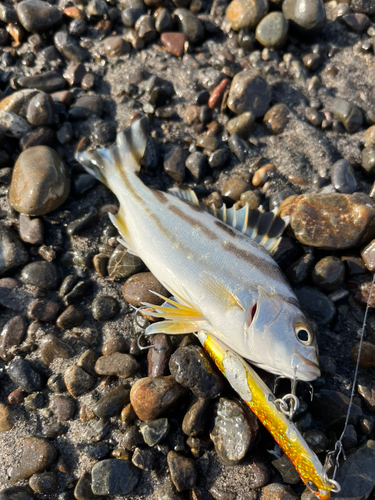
210, 202, 289, 255
167, 187, 199, 205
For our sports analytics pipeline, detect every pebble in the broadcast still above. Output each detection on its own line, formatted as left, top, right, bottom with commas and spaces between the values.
122, 272, 169, 306
282, 0, 325, 32
252, 164, 275, 186
221, 179, 250, 202
130, 375, 188, 421
286, 253, 315, 284
364, 126, 375, 149
167, 451, 197, 492
24, 392, 44, 410
362, 239, 375, 271
140, 418, 170, 446
0, 316, 27, 362
29, 472, 57, 495
169, 345, 224, 399
278, 193, 375, 249
351, 0, 375, 14
312, 256, 345, 291
209, 149, 229, 168
294, 286, 336, 326
121, 403, 137, 425
19, 214, 44, 245
164, 145, 187, 183
331, 159, 358, 194
210, 398, 258, 465
67, 206, 98, 236
93, 384, 130, 418
208, 78, 231, 109
132, 448, 155, 471
8, 356, 41, 393
0, 403, 14, 431
20, 127, 54, 151
26, 92, 54, 127
225, 0, 268, 31
196, 135, 219, 151
228, 134, 250, 162
185, 152, 206, 180
255, 12, 289, 48
7, 388, 26, 405
107, 245, 144, 280
64, 365, 95, 397
182, 398, 209, 436
362, 147, 375, 174
0, 226, 29, 276
351, 341, 375, 369
124, 425, 144, 451
21, 261, 59, 290
173, 8, 204, 43
10, 437, 57, 483
92, 295, 119, 321
148, 334, 173, 377
262, 483, 298, 500
91, 459, 140, 495
227, 112, 255, 136
227, 69, 271, 118
95, 353, 139, 378
263, 103, 289, 134
74, 472, 97, 500
69, 96, 103, 120
306, 107, 323, 127
56, 305, 85, 329
332, 97, 362, 133
357, 378, 375, 410
341, 13, 371, 33
104, 36, 130, 58
102, 338, 127, 356
49, 395, 75, 421
40, 334, 73, 366
64, 63, 86, 87
16, 0, 62, 33
17, 71, 67, 93
9, 146, 70, 216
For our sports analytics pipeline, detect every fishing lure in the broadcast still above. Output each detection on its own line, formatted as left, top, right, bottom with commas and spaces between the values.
197, 331, 341, 500
76, 118, 320, 382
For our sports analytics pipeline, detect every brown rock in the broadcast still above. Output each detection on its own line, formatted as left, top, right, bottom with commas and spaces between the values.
95, 353, 139, 378
208, 78, 231, 109
252, 164, 276, 187
9, 146, 70, 216
56, 305, 85, 329
167, 451, 197, 492
121, 403, 137, 425
182, 398, 210, 436
19, 214, 44, 244
102, 338, 127, 356
263, 103, 289, 134
28, 299, 59, 322
361, 239, 375, 271
148, 334, 173, 377
0, 403, 14, 431
130, 375, 188, 421
279, 193, 375, 249
160, 32, 187, 57
225, 0, 268, 31
221, 178, 250, 202
261, 483, 299, 500
122, 272, 169, 307
104, 36, 130, 58
8, 388, 25, 405
64, 365, 95, 397
40, 334, 73, 366
0, 315, 27, 362
49, 395, 76, 421
351, 341, 375, 369
10, 437, 57, 483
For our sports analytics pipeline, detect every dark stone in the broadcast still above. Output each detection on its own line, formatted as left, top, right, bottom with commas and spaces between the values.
56, 305, 85, 329
122, 272, 169, 307
21, 262, 58, 290
228, 134, 250, 162
66, 207, 98, 236
69, 96, 103, 120
28, 299, 59, 322
282, 0, 325, 32
173, 8, 204, 43
17, 0, 62, 33
0, 225, 29, 276
108, 245, 145, 280
227, 69, 271, 118
40, 334, 73, 366
95, 353, 139, 378
91, 459, 140, 495
74, 472, 97, 500
92, 295, 119, 321
8, 357, 41, 393
26, 92, 54, 126
164, 146, 187, 183
167, 451, 197, 492
312, 256, 345, 291
0, 486, 34, 500
9, 437, 57, 483
147, 334, 173, 377
332, 97, 362, 133
132, 448, 155, 471
331, 159, 358, 194
0, 316, 27, 362
294, 286, 336, 325
93, 385, 130, 418
17, 71, 66, 93
310, 390, 362, 430
64, 365, 95, 397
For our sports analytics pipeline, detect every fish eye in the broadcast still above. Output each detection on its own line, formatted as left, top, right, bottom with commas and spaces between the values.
294, 323, 313, 345
306, 480, 319, 493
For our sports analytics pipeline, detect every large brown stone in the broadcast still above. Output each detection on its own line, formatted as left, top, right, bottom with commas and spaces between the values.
9, 437, 57, 483
279, 193, 375, 249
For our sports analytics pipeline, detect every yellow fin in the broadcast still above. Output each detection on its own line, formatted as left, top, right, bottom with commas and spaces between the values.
141, 293, 204, 321
145, 320, 203, 335
200, 272, 244, 311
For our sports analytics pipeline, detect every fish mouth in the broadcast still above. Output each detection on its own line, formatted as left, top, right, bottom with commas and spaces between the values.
294, 358, 321, 382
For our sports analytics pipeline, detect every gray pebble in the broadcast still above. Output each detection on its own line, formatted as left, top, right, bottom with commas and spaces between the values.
93, 384, 130, 418
209, 148, 229, 168
24, 392, 44, 410
228, 134, 250, 162
29, 472, 58, 495
312, 256, 345, 291
8, 356, 41, 393
17, 0, 62, 33
332, 97, 362, 133
294, 286, 336, 325
164, 146, 187, 183
47, 374, 66, 393
17, 71, 66, 93
255, 12, 289, 48
91, 459, 140, 495
331, 159, 358, 194
21, 261, 59, 290
49, 395, 75, 421
155, 8, 174, 32
132, 448, 155, 471
227, 69, 271, 118
185, 152, 206, 180
0, 225, 26, 277
26, 92, 54, 126
108, 244, 145, 280
64, 365, 95, 397
282, 0, 325, 32
173, 8, 204, 43
69, 96, 103, 120
140, 418, 170, 446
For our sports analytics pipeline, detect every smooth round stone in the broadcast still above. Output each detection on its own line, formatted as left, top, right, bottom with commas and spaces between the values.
169, 345, 224, 399
77, 349, 97, 378
282, 0, 325, 32
95, 352, 139, 378
10, 437, 57, 482
74, 472, 97, 500
64, 365, 95, 397
49, 395, 75, 421
362, 147, 375, 175
227, 112, 255, 136
17, 71, 66, 93
306, 107, 323, 127
108, 245, 145, 280
358, 379, 375, 411
263, 103, 289, 134
92, 295, 119, 321
122, 272, 169, 307
24, 392, 44, 410
228, 134, 250, 162
147, 334, 173, 377
135, 14, 156, 41
0, 403, 14, 431
208, 148, 229, 168
26, 92, 54, 126
225, 0, 268, 31
351, 341, 375, 369
279, 193, 375, 249
0, 316, 27, 362
8, 388, 26, 405
182, 398, 209, 437
121, 403, 137, 425
238, 28, 256, 51
130, 375, 188, 421
93, 385, 130, 418
10, 146, 70, 216
221, 179, 250, 202
20, 127, 54, 151
210, 398, 258, 466
350, 0, 375, 14
331, 159, 358, 194
29, 472, 57, 494
155, 9, 174, 32
227, 69, 271, 118
140, 418, 170, 446
123, 425, 144, 451
294, 286, 336, 326
104, 36, 130, 57
102, 338, 127, 356
263, 484, 299, 500
28, 299, 59, 322
19, 214, 44, 245
56, 305, 85, 329
255, 12, 288, 47
17, 0, 62, 33
91, 459, 140, 496
21, 261, 58, 290
240, 190, 260, 209
332, 97, 362, 133
132, 448, 155, 471
167, 451, 197, 492
0, 225, 29, 276
69, 96, 103, 120
47, 374, 66, 393
92, 122, 117, 146
341, 13, 371, 33
40, 334, 73, 366
8, 356, 41, 393
160, 32, 186, 56
173, 8, 204, 43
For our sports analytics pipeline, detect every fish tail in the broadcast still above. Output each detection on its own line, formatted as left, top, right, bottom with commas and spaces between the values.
75, 117, 149, 182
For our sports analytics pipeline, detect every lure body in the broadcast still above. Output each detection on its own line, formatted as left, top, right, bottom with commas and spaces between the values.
76, 119, 320, 381
198, 331, 339, 500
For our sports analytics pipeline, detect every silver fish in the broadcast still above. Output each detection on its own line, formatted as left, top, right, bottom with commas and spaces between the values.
76, 118, 320, 382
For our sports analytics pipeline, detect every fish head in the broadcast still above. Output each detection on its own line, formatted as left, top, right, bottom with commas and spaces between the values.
245, 286, 320, 381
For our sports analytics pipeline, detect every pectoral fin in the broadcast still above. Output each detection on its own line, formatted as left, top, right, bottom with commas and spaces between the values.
200, 272, 244, 311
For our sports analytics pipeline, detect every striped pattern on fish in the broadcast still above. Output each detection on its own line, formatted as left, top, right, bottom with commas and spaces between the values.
76, 118, 321, 382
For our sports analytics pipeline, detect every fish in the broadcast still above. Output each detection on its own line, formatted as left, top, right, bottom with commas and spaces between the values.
197, 331, 340, 500
76, 117, 320, 382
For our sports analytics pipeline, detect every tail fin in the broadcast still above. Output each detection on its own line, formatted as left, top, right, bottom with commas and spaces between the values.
75, 117, 149, 183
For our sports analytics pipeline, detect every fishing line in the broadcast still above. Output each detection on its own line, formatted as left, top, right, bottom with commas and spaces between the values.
324, 272, 375, 484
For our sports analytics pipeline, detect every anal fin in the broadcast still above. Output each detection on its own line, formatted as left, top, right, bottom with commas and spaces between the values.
167, 187, 199, 206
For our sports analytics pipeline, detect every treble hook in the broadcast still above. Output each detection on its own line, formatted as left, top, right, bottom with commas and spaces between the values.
130, 305, 157, 352
273, 370, 300, 419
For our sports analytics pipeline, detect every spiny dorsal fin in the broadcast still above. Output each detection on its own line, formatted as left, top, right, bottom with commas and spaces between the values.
210, 202, 289, 255
167, 187, 199, 205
